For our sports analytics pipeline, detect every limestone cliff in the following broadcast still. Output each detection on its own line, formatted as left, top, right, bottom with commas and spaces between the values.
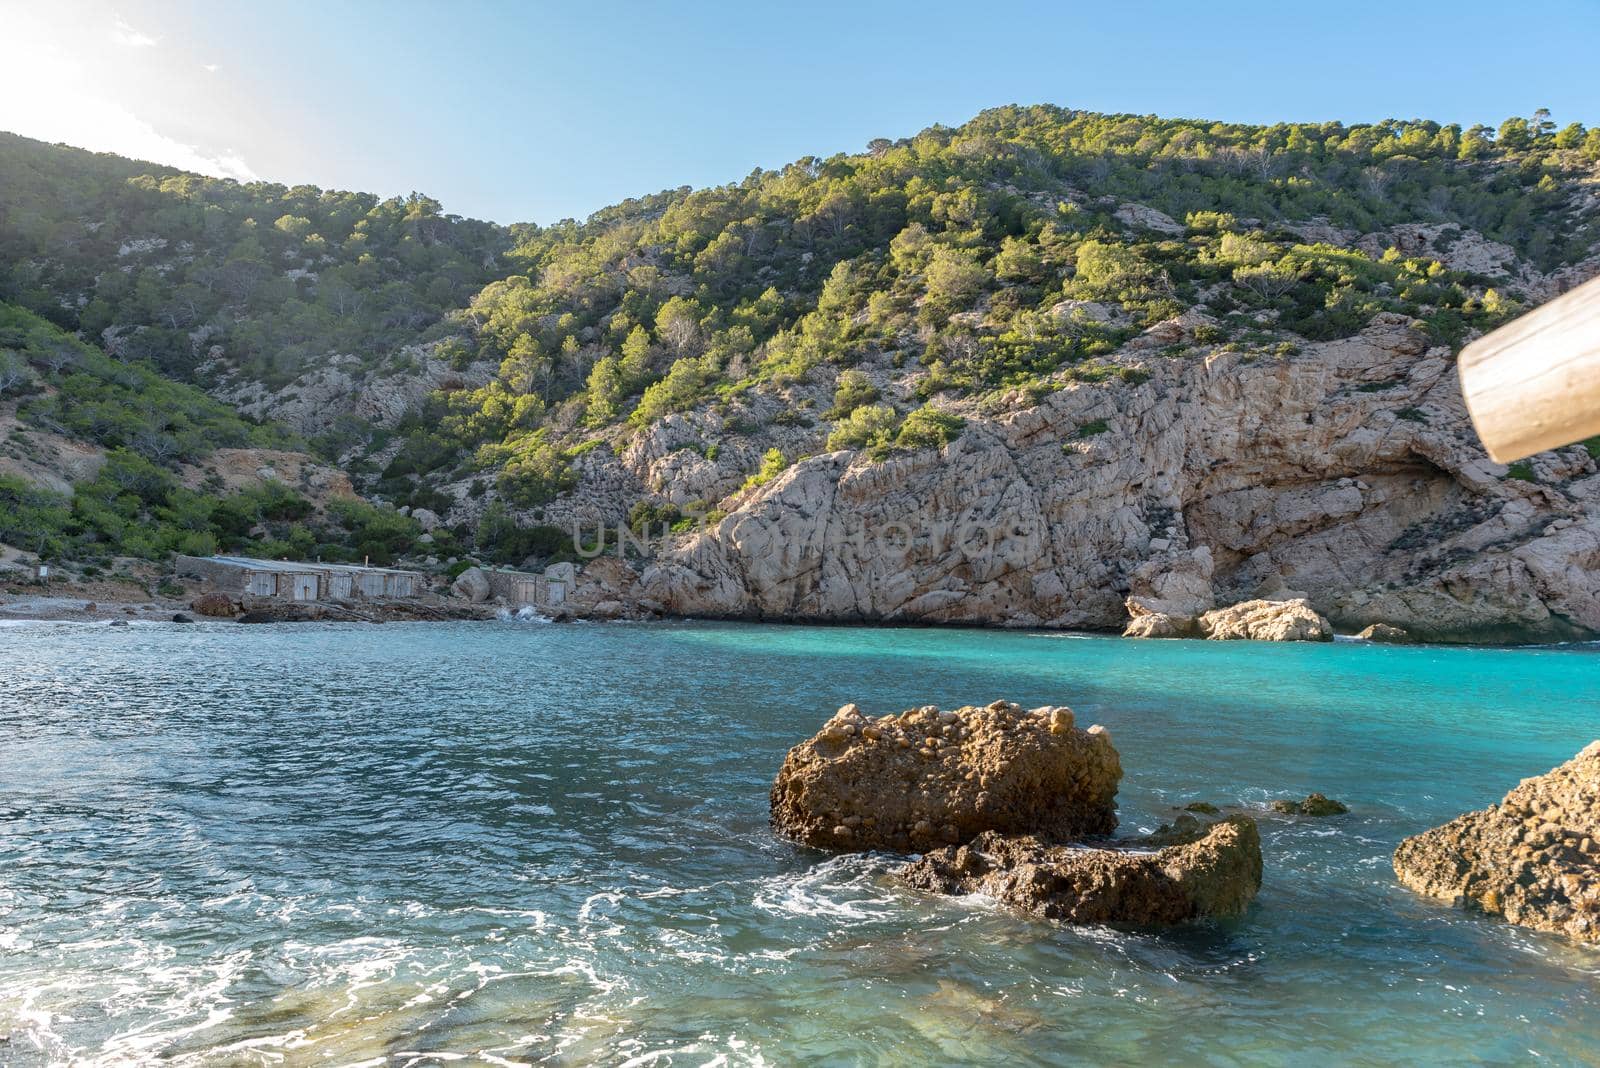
631, 313, 1600, 642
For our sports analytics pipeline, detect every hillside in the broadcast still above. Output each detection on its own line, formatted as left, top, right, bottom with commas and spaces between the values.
3, 106, 1600, 638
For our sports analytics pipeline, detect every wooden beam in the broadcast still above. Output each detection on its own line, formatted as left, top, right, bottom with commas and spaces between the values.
1459, 274, 1600, 463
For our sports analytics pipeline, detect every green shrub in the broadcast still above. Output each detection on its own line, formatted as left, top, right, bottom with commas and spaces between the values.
894, 407, 965, 450
826, 404, 899, 451
740, 448, 790, 493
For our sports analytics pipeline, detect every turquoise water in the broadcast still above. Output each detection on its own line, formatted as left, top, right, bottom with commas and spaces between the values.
1, 620, 1597, 1065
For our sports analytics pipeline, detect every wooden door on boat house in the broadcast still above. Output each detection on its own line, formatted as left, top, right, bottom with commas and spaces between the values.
288, 573, 319, 601
327, 572, 353, 600
245, 571, 276, 597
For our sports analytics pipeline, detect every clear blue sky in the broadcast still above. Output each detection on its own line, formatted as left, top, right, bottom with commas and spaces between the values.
3, 0, 1597, 225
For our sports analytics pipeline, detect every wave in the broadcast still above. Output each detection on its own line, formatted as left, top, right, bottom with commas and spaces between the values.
495, 606, 551, 623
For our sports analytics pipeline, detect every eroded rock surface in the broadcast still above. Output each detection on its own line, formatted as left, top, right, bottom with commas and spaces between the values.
633, 314, 1600, 643
770, 701, 1121, 852
1198, 598, 1333, 642
1393, 742, 1600, 943
901, 816, 1263, 925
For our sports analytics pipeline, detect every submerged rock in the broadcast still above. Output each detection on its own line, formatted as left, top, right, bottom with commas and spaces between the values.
1198, 598, 1333, 642
1356, 622, 1414, 643
171, 612, 194, 624
901, 816, 1263, 925
770, 701, 1122, 852
1271, 792, 1349, 816
1393, 742, 1600, 943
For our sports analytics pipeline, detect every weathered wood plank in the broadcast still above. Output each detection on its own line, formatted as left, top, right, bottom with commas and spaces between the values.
1459, 274, 1600, 463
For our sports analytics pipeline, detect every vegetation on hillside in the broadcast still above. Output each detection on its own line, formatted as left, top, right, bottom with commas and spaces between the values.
380, 106, 1595, 506
0, 133, 509, 386
0, 303, 424, 566
2, 105, 1598, 571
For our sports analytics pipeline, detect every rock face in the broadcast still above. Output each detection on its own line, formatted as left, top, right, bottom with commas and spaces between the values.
635, 314, 1600, 643
901, 817, 1263, 925
1393, 742, 1600, 943
769, 701, 1121, 852
1197, 598, 1333, 642
1121, 548, 1214, 637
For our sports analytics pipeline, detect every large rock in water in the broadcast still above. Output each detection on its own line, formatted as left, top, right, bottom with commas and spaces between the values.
901, 816, 1263, 925
1198, 598, 1333, 642
1393, 742, 1600, 943
770, 701, 1121, 852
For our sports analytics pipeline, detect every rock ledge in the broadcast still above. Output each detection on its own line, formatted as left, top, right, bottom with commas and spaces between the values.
1393, 741, 1600, 943
901, 816, 1263, 925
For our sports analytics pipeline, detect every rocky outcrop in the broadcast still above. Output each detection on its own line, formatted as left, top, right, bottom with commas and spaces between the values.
1356, 622, 1414, 643
901, 816, 1263, 925
1123, 612, 1189, 638
1271, 792, 1349, 816
1197, 598, 1333, 642
213, 342, 495, 440
635, 314, 1600, 643
1393, 742, 1600, 943
769, 701, 1121, 852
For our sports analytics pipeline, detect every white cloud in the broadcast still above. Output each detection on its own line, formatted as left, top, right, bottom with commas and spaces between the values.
0, 43, 258, 181
202, 63, 219, 73
112, 17, 158, 48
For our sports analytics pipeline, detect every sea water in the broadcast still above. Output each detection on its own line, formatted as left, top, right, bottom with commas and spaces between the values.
1, 620, 1597, 1065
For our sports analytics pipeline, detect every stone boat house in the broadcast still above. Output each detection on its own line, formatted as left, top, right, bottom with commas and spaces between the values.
176, 555, 423, 602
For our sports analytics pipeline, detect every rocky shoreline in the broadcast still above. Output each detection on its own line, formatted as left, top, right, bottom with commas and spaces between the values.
770, 700, 1597, 942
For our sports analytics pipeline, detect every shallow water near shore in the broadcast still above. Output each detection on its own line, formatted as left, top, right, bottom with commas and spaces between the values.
1, 620, 1597, 1065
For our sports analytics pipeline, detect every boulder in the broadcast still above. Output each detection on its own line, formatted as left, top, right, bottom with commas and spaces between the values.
1122, 612, 1192, 639
1393, 742, 1600, 943
1271, 792, 1348, 816
171, 613, 194, 624
1198, 598, 1333, 642
900, 816, 1263, 925
770, 701, 1122, 852
190, 593, 237, 618
1357, 622, 1414, 644
451, 566, 491, 603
